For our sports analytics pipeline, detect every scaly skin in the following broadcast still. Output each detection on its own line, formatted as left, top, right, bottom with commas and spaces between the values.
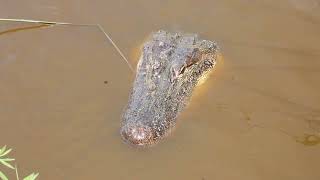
121, 30, 219, 147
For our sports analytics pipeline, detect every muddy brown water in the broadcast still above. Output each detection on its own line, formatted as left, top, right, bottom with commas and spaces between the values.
1, 0, 320, 179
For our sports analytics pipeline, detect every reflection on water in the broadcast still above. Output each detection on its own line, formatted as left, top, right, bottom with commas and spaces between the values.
0, 0, 320, 179
295, 134, 320, 146
0, 24, 50, 36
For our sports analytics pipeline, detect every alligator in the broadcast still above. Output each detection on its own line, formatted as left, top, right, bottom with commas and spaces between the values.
121, 30, 219, 147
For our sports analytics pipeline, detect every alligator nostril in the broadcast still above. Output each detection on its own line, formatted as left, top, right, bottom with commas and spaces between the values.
121, 126, 154, 146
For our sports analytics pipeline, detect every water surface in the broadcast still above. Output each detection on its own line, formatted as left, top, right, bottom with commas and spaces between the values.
0, 0, 320, 179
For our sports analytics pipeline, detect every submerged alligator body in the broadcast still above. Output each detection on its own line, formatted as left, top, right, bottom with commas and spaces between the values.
121, 30, 219, 147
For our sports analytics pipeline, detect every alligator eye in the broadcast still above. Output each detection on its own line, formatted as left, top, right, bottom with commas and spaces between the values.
186, 48, 202, 67
179, 66, 186, 75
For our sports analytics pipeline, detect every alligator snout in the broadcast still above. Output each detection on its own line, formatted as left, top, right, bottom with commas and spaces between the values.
121, 30, 218, 147
121, 124, 155, 146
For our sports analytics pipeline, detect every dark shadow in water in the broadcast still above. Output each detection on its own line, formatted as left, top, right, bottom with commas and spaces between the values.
0, 24, 50, 36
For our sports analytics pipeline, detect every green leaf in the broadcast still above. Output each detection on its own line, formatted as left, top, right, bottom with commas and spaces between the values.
0, 158, 15, 162
0, 146, 6, 155
23, 173, 39, 180
0, 159, 15, 169
0, 171, 8, 180
0, 149, 12, 157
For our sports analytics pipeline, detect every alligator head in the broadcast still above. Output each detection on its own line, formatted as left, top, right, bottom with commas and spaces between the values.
121, 30, 219, 147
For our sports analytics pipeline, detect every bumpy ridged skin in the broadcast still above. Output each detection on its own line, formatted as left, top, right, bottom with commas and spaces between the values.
121, 30, 219, 147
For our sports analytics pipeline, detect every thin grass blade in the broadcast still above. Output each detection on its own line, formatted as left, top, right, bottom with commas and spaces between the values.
0, 159, 15, 169
0, 149, 12, 157
0, 158, 15, 162
23, 173, 39, 180
0, 18, 134, 72
0, 171, 8, 180
0, 146, 6, 155
15, 164, 20, 180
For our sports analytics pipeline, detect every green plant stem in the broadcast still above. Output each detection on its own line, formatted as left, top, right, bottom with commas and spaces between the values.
15, 165, 20, 180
